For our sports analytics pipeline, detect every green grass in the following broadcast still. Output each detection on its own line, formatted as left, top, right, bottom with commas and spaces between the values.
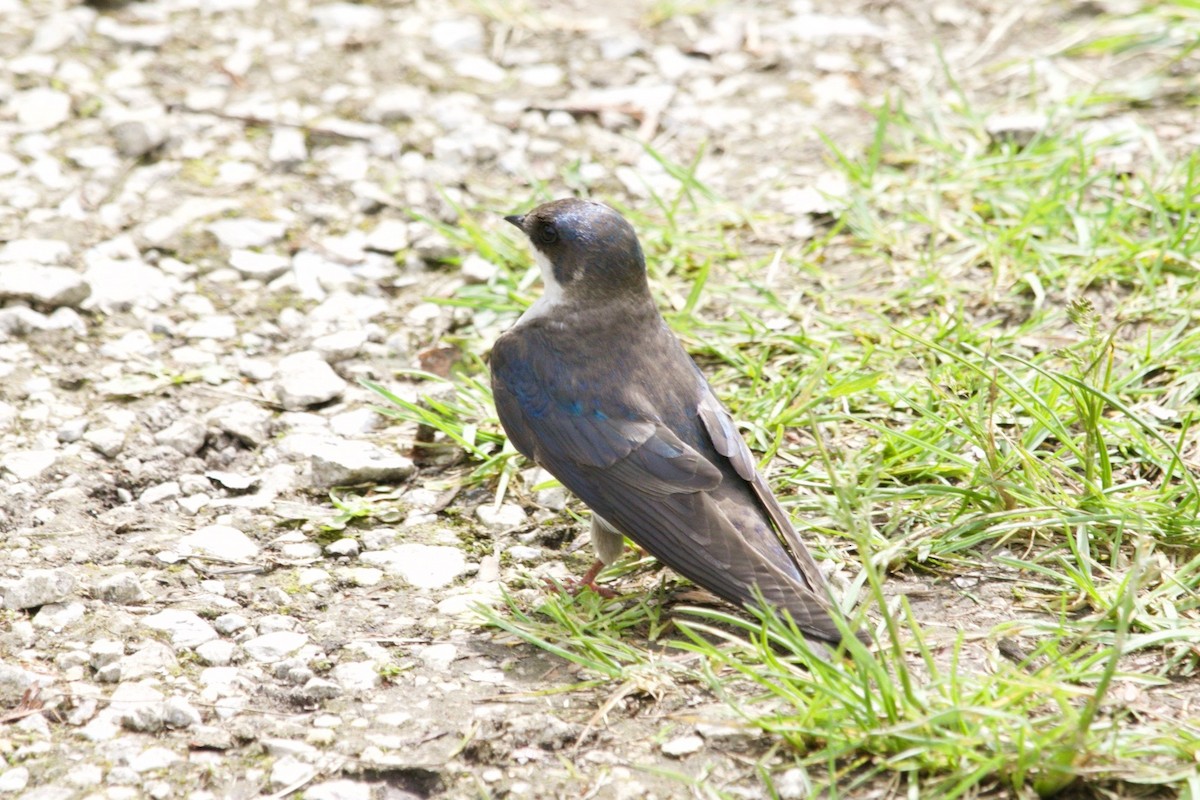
368, 6, 1200, 795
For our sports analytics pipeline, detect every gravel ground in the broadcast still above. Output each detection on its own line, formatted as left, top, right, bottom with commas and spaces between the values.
1, 0, 1191, 797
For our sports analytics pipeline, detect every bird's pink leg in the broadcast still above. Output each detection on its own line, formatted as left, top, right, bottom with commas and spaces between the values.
543, 558, 618, 598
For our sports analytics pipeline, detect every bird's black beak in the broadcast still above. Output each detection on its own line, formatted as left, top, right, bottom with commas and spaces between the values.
504, 214, 525, 230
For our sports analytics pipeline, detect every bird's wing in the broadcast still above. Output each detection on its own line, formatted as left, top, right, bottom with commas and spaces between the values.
696, 390, 830, 594
492, 335, 722, 493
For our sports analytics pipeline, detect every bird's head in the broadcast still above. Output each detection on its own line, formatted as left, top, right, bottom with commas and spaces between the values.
505, 198, 650, 307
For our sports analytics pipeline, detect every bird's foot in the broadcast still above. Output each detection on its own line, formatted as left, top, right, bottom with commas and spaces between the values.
543, 559, 617, 599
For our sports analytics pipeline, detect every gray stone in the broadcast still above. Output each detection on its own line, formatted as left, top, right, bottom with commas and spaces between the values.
417, 643, 457, 672
118, 641, 178, 681
332, 661, 379, 693
661, 734, 704, 757
312, 329, 367, 362
243, 630, 307, 663
460, 253, 498, 284
142, 609, 218, 648
0, 450, 57, 481
363, 219, 410, 253
111, 119, 167, 158
97, 572, 149, 605
90, 639, 124, 670
270, 756, 316, 788
11, 87, 71, 131
275, 351, 347, 410
985, 112, 1049, 147
281, 433, 414, 488
139, 480, 181, 505
0, 265, 90, 308
113, 682, 166, 733
179, 524, 259, 561
208, 400, 273, 446
476, 503, 527, 529
208, 218, 288, 249
195, 639, 235, 666
154, 418, 207, 455
213, 613, 249, 635
0, 767, 29, 793
205, 470, 258, 491
163, 696, 202, 728
56, 417, 88, 443
83, 427, 125, 457
298, 677, 342, 701
0, 239, 71, 265
359, 544, 467, 589
268, 127, 308, 165
1, 568, 76, 610
229, 249, 290, 280
324, 538, 360, 557
32, 601, 85, 631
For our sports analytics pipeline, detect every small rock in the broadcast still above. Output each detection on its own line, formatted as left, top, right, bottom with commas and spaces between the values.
460, 253, 498, 284
230, 249, 291, 281
0, 265, 90, 308
142, 609, 218, 648
363, 219, 410, 253
270, 756, 316, 788
208, 218, 288, 249
97, 573, 149, 605
90, 639, 124, 670
275, 351, 347, 410
0, 450, 57, 481
208, 400, 273, 446
268, 127, 308, 165
195, 639, 235, 666
205, 470, 258, 492
324, 538, 359, 557
508, 545, 541, 562
0, 767, 29, 793
774, 767, 811, 800
985, 112, 1049, 147
56, 417, 88, 443
1, 568, 76, 610
111, 119, 167, 158
119, 642, 178, 681
83, 427, 126, 457
417, 643, 457, 671
213, 613, 249, 635
32, 601, 85, 631
179, 524, 259, 561
11, 87, 71, 131
163, 697, 202, 728
332, 661, 379, 693
243, 631, 308, 663
298, 677, 342, 701
282, 433, 414, 488
661, 734, 704, 757
113, 682, 167, 733
477, 503, 527, 529
130, 746, 180, 772
359, 544, 468, 589
312, 329, 367, 362
154, 418, 207, 455
140, 481, 181, 505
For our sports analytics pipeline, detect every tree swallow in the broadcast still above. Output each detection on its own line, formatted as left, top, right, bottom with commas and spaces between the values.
491, 198, 864, 647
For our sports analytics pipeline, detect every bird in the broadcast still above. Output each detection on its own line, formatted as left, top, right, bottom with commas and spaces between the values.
490, 198, 864, 647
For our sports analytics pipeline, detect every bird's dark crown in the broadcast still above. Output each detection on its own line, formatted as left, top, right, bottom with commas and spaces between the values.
506, 198, 649, 302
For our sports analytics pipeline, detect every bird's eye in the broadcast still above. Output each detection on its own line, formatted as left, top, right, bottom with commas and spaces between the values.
537, 224, 558, 245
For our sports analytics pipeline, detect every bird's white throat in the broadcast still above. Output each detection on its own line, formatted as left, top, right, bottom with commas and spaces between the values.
516, 248, 566, 325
